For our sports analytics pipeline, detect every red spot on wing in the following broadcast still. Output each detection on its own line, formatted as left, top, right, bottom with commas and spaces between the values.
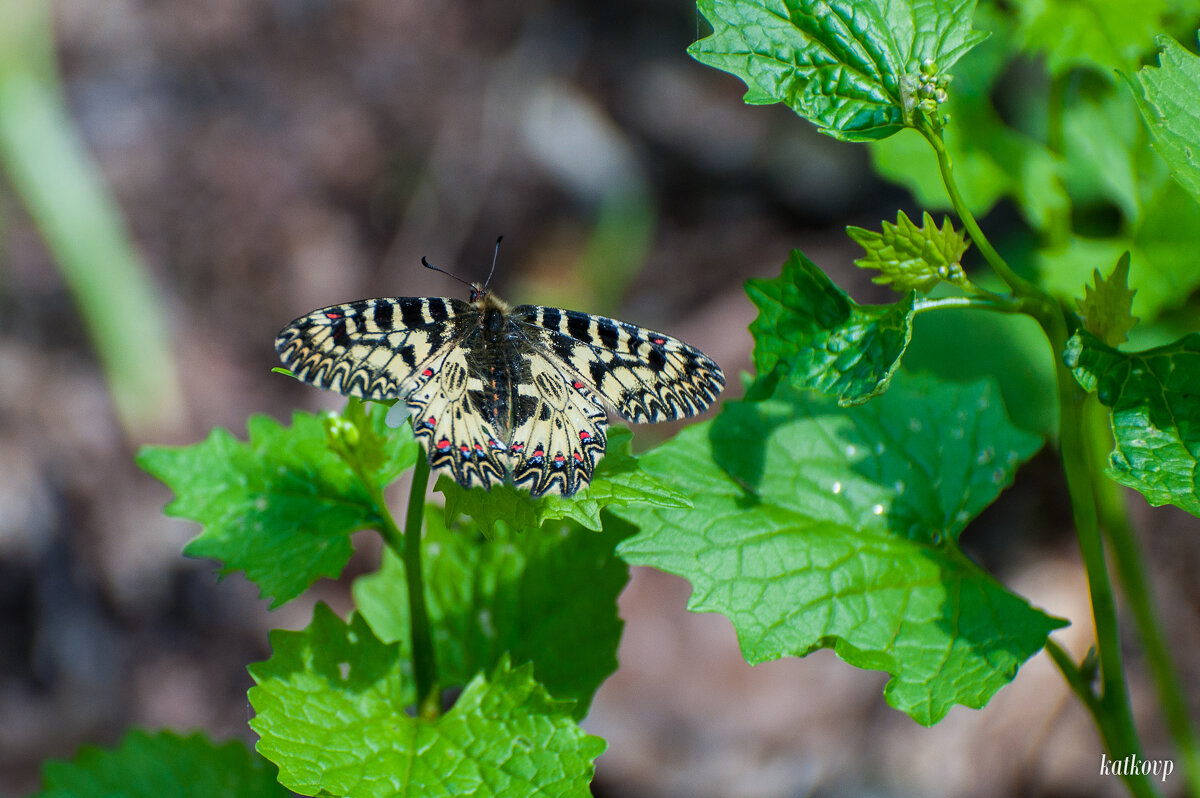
436, 439, 451, 451
324, 311, 343, 320
422, 368, 434, 377
572, 380, 584, 390
573, 452, 582, 462
650, 336, 666, 345
579, 430, 591, 440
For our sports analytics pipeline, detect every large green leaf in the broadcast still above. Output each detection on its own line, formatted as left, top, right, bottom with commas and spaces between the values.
137, 404, 418, 607
354, 511, 632, 718
1133, 33, 1200, 205
1065, 331, 1200, 516
249, 604, 605, 798
615, 373, 1059, 725
36, 730, 287, 798
747, 250, 915, 405
690, 0, 988, 140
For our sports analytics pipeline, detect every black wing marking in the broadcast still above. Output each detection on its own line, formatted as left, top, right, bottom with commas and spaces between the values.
510, 305, 725, 423
276, 296, 473, 401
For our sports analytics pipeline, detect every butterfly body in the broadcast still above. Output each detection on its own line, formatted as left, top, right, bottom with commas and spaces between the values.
277, 285, 724, 497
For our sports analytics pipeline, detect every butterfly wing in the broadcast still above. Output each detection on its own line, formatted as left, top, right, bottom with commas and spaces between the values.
497, 305, 723, 497
276, 296, 507, 489
407, 343, 510, 490
275, 296, 472, 400
509, 305, 725, 423
505, 350, 609, 497
277, 295, 725, 498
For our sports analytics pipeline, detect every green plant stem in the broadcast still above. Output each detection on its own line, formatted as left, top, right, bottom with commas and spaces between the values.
1054, 349, 1157, 798
918, 123, 1048, 309
912, 295, 1023, 314
1086, 400, 1200, 795
1045, 638, 1099, 714
920, 117, 1158, 798
0, 0, 182, 436
402, 456, 438, 719
359, 451, 438, 720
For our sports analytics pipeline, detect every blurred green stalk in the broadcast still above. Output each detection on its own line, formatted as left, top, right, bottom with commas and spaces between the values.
0, 0, 182, 436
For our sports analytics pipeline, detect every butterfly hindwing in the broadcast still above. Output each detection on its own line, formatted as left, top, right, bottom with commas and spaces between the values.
507, 353, 608, 497
406, 345, 509, 491
510, 305, 726, 423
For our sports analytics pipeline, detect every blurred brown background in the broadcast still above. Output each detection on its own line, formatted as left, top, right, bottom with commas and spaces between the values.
1, 1, 1197, 796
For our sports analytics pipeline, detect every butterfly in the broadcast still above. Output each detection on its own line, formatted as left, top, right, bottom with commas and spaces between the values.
275, 245, 725, 497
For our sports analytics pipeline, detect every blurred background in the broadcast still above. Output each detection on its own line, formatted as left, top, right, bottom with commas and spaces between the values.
0, 0, 1197, 796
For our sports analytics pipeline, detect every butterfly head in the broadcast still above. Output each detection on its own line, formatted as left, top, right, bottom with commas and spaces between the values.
470, 283, 510, 315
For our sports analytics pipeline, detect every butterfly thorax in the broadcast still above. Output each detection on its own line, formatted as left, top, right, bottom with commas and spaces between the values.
469, 285, 512, 341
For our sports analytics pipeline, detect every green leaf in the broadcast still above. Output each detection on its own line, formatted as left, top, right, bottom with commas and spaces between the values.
1076, 253, 1139, 347
615, 373, 1059, 725
327, 397, 415, 489
1061, 86, 1143, 225
1016, 0, 1165, 77
438, 427, 689, 535
689, 0, 988, 141
1065, 331, 1200, 516
249, 604, 605, 797
848, 211, 971, 292
355, 513, 632, 719
1133, 33, 1200, 205
137, 405, 418, 607
1037, 180, 1200, 320
36, 730, 287, 798
746, 250, 916, 406
904, 303, 1059, 437
868, 8, 1072, 232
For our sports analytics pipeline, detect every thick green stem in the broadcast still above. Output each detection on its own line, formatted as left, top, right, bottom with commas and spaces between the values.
1087, 401, 1200, 795
359, 450, 437, 719
919, 117, 1158, 797
401, 456, 438, 719
1054, 335, 1157, 798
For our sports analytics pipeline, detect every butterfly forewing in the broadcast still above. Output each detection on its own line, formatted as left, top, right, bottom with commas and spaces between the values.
510, 306, 726, 424
275, 297, 473, 401
277, 290, 725, 497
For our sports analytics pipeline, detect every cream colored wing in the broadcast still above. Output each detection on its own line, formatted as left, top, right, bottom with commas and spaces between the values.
506, 353, 608, 497
275, 296, 471, 401
509, 305, 725, 423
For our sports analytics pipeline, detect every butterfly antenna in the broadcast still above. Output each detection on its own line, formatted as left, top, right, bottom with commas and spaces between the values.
483, 235, 503, 290
421, 255, 474, 290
